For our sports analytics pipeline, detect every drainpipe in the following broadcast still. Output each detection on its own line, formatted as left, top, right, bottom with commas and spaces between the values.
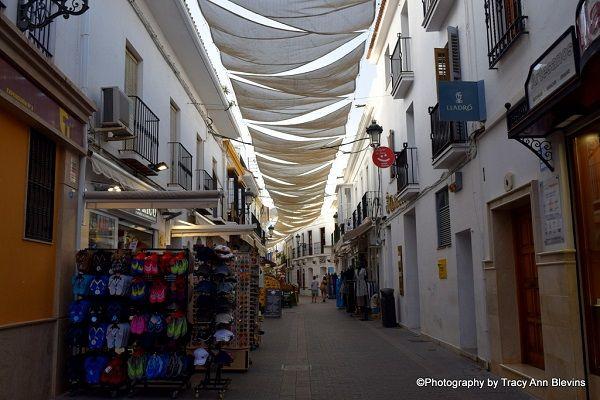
76, 10, 91, 250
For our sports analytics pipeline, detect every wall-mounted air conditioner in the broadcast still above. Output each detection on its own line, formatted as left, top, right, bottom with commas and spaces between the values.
98, 87, 134, 141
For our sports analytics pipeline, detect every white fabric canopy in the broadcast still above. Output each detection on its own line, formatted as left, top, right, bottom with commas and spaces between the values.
233, 44, 364, 97
228, 0, 375, 34
199, 1, 360, 74
198, 0, 374, 233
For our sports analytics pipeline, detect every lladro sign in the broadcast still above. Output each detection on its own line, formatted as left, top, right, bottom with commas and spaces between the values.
438, 80, 486, 122
526, 27, 579, 109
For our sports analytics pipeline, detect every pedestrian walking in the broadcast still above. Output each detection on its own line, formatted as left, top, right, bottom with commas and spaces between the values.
310, 276, 319, 303
320, 276, 328, 302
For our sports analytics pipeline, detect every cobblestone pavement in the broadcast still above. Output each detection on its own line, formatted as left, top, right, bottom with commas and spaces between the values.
68, 297, 534, 400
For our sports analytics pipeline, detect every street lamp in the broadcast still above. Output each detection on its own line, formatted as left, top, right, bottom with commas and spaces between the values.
366, 119, 383, 148
268, 225, 274, 238
333, 212, 338, 223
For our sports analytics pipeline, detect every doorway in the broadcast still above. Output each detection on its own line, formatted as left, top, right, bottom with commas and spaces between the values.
456, 229, 477, 354
402, 209, 421, 330
512, 206, 545, 370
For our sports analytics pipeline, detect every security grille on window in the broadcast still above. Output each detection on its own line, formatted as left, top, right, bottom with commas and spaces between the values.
25, 130, 56, 242
436, 187, 451, 247
484, 0, 528, 68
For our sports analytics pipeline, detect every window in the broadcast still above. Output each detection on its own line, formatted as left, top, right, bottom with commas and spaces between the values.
25, 130, 56, 242
125, 48, 139, 96
320, 227, 326, 247
485, 0, 527, 68
434, 46, 450, 82
436, 187, 451, 247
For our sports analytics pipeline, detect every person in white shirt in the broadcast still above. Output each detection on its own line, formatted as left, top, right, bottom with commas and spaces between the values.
310, 276, 319, 303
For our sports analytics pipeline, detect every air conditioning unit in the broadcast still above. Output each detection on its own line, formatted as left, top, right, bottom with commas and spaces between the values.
99, 87, 134, 141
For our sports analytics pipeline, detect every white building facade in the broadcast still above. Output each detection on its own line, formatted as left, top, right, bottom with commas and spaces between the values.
335, 1, 599, 399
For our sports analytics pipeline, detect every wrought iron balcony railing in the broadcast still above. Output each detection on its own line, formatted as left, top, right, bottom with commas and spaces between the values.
485, 0, 527, 68
390, 36, 412, 91
123, 96, 159, 165
429, 103, 468, 160
197, 169, 217, 191
169, 142, 192, 190
396, 145, 418, 193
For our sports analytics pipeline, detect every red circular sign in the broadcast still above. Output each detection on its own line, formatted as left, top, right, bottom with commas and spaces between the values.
372, 146, 395, 168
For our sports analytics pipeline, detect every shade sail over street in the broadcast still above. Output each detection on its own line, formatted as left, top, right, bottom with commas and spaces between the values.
198, 0, 375, 238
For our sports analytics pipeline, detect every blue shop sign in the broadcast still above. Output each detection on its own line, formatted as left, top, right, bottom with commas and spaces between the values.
438, 80, 486, 122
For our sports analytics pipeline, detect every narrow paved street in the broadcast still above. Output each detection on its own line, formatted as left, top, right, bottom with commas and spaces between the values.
223, 297, 533, 400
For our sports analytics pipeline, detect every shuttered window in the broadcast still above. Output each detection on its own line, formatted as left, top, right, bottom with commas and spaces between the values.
447, 26, 462, 80
436, 187, 451, 247
384, 45, 391, 88
25, 130, 56, 243
434, 47, 450, 82
388, 130, 397, 179
125, 49, 139, 96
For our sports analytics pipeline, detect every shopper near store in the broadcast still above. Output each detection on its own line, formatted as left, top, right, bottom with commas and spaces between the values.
310, 276, 319, 303
320, 276, 328, 303
356, 264, 369, 321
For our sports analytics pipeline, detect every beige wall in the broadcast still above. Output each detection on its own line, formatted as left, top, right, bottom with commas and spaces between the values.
484, 182, 588, 400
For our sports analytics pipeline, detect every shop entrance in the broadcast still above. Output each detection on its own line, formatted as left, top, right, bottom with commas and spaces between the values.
570, 130, 600, 375
512, 206, 545, 370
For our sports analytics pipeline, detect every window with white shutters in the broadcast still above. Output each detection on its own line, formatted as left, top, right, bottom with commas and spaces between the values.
436, 187, 451, 247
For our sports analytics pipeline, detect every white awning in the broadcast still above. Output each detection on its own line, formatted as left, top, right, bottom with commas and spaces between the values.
89, 153, 156, 191
85, 190, 222, 209
171, 223, 257, 237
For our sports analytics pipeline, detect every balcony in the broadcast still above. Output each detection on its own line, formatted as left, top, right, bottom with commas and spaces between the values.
390, 36, 414, 99
120, 96, 159, 175
429, 103, 468, 169
422, 0, 455, 32
396, 145, 420, 200
361, 191, 380, 221
485, 0, 527, 68
168, 142, 192, 190
17, 0, 53, 57
196, 170, 224, 222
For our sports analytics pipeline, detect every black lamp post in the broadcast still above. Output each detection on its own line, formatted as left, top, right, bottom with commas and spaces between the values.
268, 225, 274, 238
366, 120, 383, 148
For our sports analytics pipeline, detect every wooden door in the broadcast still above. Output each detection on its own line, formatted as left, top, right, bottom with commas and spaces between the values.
512, 206, 545, 369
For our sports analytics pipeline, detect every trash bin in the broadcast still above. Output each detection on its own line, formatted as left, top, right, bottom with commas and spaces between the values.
380, 288, 398, 328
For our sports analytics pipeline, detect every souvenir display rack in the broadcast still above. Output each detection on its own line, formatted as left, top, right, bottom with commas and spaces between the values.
127, 248, 192, 399
190, 244, 237, 398
66, 248, 192, 399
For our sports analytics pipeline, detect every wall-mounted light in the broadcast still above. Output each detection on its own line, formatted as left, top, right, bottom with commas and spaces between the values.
149, 162, 169, 172
107, 185, 121, 192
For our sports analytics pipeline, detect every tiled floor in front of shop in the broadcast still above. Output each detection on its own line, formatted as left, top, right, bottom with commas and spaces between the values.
68, 297, 534, 400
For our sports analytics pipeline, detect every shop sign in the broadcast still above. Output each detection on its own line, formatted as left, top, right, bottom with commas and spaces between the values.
438, 80, 486, 122
0, 56, 85, 150
372, 146, 395, 168
526, 27, 579, 110
121, 208, 157, 223
437, 259, 448, 279
577, 0, 600, 67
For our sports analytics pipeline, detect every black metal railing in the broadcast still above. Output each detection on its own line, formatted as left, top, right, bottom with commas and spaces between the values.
422, 0, 439, 24
334, 225, 341, 244
197, 169, 217, 191
396, 144, 418, 193
17, 0, 53, 57
352, 210, 357, 229
169, 142, 192, 190
390, 35, 412, 92
123, 96, 159, 165
361, 191, 380, 221
485, 0, 527, 68
312, 242, 323, 255
429, 103, 468, 160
